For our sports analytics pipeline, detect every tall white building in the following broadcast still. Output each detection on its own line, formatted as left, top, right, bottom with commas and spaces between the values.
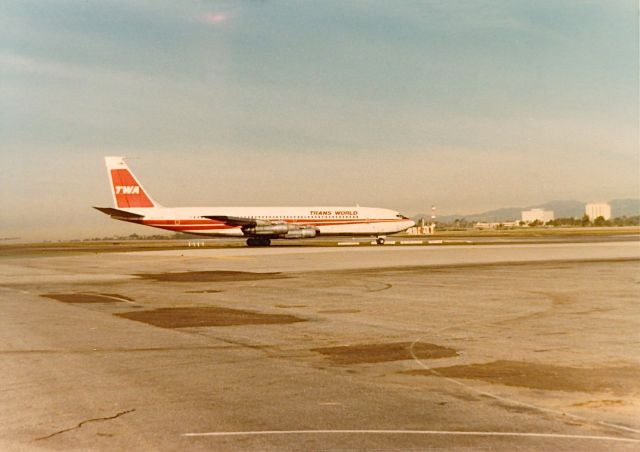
585, 203, 611, 220
521, 208, 554, 223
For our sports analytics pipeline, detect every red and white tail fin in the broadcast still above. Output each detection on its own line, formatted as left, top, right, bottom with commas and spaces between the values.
105, 156, 161, 209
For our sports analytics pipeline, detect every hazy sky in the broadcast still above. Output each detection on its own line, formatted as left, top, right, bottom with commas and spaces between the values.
1, 0, 638, 240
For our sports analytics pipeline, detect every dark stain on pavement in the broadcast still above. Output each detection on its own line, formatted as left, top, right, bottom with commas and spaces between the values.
405, 360, 640, 395
97, 293, 135, 301
115, 306, 305, 328
41, 293, 129, 304
313, 342, 458, 364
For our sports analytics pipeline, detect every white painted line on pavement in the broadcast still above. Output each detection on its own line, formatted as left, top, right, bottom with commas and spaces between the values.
181, 430, 640, 443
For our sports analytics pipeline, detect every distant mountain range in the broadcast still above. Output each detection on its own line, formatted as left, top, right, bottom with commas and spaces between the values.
415, 199, 640, 223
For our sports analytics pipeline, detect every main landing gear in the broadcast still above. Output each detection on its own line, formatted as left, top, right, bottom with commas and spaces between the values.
376, 237, 386, 245
246, 237, 271, 247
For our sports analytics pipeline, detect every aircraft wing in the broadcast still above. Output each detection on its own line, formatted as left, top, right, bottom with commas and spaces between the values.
203, 215, 265, 227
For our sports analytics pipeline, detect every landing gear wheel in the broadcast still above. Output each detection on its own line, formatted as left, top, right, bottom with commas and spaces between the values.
246, 237, 272, 247
376, 237, 386, 245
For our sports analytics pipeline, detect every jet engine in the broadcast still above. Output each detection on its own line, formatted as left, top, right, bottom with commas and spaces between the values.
242, 224, 317, 238
282, 227, 317, 239
243, 224, 290, 235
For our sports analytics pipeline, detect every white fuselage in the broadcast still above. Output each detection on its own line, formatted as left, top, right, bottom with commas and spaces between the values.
122, 206, 415, 237
98, 156, 415, 241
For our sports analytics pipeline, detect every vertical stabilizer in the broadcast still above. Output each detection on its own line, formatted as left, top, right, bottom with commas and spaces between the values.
105, 157, 160, 208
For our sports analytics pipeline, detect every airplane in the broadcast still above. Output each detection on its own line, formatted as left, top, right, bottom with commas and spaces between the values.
94, 156, 415, 247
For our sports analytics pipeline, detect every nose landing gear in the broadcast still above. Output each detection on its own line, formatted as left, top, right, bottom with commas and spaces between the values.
376, 237, 386, 245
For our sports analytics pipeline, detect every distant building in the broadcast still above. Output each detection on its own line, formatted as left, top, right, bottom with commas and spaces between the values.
405, 225, 435, 235
405, 218, 435, 235
585, 203, 611, 220
521, 208, 554, 223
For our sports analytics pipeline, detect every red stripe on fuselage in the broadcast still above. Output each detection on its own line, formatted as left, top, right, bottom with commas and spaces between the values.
137, 218, 407, 232
154, 225, 237, 231
142, 218, 405, 227
142, 219, 222, 226
142, 218, 404, 225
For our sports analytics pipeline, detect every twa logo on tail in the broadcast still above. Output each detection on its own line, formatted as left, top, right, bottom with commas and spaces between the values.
105, 157, 158, 209
115, 186, 140, 195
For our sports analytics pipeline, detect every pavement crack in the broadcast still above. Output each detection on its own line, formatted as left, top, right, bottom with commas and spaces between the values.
35, 409, 135, 441
364, 281, 393, 292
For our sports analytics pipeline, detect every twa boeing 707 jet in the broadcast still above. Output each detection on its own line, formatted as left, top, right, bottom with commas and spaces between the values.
94, 157, 415, 246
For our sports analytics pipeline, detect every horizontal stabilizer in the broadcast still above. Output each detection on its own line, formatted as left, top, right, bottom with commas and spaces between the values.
93, 206, 144, 219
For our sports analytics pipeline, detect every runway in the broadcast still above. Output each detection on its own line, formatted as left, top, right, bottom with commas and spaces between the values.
0, 240, 639, 450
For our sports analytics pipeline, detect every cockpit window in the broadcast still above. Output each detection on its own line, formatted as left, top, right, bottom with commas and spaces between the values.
396, 214, 409, 219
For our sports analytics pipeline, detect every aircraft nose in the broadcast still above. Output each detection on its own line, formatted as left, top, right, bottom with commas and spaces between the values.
406, 219, 416, 228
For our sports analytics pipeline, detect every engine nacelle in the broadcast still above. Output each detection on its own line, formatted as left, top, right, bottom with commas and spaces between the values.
283, 227, 317, 239
244, 224, 290, 235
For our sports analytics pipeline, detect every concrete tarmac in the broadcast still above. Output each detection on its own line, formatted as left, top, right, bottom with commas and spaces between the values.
0, 241, 639, 450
